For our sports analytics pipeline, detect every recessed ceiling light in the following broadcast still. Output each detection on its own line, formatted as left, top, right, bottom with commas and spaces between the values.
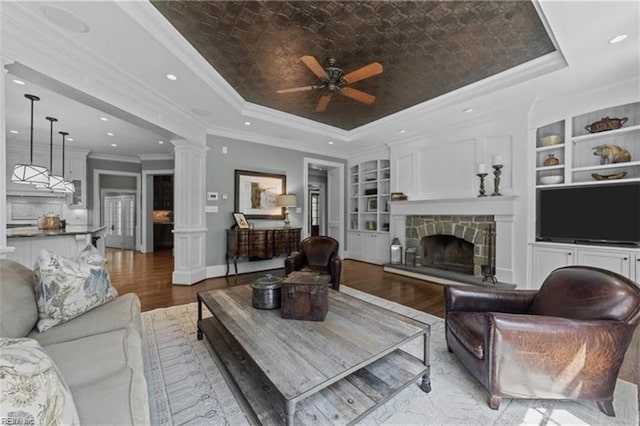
328, 141, 334, 145
67, 138, 73, 141
158, 140, 164, 144
107, 132, 114, 136
111, 143, 117, 147
463, 108, 473, 113
166, 74, 178, 81
40, 4, 90, 33
12, 79, 26, 85
244, 121, 251, 126
9, 130, 19, 134
397, 129, 406, 134
100, 117, 108, 121
609, 34, 627, 44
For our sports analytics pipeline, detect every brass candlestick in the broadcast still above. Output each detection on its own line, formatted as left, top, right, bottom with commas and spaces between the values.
477, 173, 488, 197
491, 165, 503, 196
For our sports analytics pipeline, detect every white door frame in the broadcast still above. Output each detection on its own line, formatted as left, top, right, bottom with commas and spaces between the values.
93, 169, 141, 251
303, 158, 345, 255
141, 169, 174, 253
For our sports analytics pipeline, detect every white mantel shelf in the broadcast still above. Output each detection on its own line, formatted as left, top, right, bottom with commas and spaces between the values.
389, 195, 519, 216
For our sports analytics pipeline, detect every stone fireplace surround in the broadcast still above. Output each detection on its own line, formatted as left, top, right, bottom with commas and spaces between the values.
388, 196, 517, 284
405, 215, 496, 277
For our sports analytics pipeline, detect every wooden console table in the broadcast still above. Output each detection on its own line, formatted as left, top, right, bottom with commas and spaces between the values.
226, 227, 301, 277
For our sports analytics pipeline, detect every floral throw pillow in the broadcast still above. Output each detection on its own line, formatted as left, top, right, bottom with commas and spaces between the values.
33, 244, 118, 332
0, 338, 80, 425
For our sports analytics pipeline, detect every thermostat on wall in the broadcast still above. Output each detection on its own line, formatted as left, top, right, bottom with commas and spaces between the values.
207, 192, 219, 201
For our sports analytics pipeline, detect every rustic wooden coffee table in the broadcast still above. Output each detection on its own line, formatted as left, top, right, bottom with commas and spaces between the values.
197, 285, 430, 425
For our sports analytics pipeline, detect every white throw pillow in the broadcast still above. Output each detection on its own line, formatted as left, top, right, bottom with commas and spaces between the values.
0, 338, 80, 425
33, 245, 118, 332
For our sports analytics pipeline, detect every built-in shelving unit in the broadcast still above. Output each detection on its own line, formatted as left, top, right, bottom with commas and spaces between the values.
349, 159, 391, 233
535, 101, 640, 188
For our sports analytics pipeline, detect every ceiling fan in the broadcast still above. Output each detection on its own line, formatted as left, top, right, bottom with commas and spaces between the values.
277, 56, 383, 112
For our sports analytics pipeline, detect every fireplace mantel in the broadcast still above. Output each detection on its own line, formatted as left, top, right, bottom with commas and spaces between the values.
389, 195, 518, 217
389, 195, 518, 284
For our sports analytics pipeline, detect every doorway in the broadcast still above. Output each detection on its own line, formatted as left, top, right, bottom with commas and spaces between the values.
303, 158, 345, 254
104, 194, 136, 249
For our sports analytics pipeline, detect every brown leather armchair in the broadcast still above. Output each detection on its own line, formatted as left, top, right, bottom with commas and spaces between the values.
284, 236, 342, 291
445, 266, 640, 417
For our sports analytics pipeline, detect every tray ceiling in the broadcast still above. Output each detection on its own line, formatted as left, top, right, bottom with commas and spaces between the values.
151, 1, 555, 130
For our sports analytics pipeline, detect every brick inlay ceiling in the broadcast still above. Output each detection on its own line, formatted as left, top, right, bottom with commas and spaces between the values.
151, 1, 555, 130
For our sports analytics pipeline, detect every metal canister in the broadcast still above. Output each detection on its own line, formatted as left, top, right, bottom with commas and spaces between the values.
251, 274, 283, 310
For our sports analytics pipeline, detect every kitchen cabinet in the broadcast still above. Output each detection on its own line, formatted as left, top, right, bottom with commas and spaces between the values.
66, 151, 87, 208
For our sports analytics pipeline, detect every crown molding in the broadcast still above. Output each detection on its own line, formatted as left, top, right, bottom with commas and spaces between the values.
138, 153, 174, 162
88, 153, 141, 164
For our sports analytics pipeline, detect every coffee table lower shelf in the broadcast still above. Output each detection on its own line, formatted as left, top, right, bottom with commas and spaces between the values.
198, 316, 428, 425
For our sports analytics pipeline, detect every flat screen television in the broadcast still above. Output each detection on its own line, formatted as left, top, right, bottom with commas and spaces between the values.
537, 182, 640, 246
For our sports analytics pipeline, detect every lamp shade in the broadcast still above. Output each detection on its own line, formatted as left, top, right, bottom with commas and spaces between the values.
277, 194, 297, 207
11, 163, 49, 185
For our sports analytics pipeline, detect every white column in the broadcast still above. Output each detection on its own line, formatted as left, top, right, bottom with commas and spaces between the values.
1, 59, 12, 258
171, 139, 208, 285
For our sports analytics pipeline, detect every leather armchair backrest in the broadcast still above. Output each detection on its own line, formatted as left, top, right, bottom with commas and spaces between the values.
300, 236, 339, 267
529, 266, 640, 322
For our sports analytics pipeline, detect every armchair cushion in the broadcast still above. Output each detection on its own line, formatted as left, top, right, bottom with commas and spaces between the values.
446, 311, 485, 359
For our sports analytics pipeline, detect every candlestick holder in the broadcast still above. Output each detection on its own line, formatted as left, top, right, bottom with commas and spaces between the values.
491, 164, 503, 196
476, 173, 488, 197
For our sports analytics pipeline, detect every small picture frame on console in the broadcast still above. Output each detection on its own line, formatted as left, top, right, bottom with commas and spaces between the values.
232, 212, 250, 229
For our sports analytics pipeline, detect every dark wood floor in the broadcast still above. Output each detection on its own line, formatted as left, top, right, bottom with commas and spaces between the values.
106, 248, 445, 317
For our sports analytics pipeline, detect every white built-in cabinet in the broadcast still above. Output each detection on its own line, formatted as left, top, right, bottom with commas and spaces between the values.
532, 243, 639, 287
531, 101, 640, 287
347, 157, 391, 264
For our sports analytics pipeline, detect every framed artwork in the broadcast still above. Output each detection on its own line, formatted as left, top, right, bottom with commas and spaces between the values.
232, 212, 249, 229
234, 170, 286, 219
367, 198, 378, 211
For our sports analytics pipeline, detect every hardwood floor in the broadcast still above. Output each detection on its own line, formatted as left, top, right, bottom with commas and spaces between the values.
106, 248, 445, 317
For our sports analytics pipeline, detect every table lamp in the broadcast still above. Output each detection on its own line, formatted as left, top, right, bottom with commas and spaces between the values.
276, 194, 297, 228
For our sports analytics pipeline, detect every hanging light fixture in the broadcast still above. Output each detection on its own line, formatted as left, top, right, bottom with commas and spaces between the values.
59, 131, 75, 193
11, 94, 50, 185
36, 116, 65, 191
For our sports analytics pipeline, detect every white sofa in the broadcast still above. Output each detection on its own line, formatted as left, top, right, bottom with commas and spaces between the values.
0, 259, 150, 425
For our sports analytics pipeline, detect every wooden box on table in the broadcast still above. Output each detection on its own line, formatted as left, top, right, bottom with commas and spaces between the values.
281, 271, 330, 321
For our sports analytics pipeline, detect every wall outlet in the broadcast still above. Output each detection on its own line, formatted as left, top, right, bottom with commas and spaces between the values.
207, 192, 219, 201
222, 146, 227, 154
222, 194, 228, 200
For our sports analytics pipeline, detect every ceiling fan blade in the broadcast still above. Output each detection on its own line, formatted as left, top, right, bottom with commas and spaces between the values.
277, 85, 321, 94
301, 55, 329, 80
315, 94, 331, 112
341, 87, 376, 105
342, 62, 383, 85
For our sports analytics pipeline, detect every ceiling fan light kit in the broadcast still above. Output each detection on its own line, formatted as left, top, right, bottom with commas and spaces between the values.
278, 56, 383, 112
11, 94, 50, 186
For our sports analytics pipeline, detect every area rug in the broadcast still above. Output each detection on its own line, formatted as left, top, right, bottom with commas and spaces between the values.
141, 286, 639, 425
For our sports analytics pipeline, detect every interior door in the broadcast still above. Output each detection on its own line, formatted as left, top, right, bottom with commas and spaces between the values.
104, 195, 136, 249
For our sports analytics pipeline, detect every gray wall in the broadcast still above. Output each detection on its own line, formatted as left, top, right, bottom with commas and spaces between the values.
87, 158, 141, 216
206, 136, 346, 266
100, 175, 137, 190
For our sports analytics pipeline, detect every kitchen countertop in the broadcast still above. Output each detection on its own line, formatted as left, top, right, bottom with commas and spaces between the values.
7, 225, 107, 238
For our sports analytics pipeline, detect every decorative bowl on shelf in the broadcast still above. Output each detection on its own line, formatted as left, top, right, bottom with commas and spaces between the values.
541, 135, 561, 146
585, 116, 628, 133
592, 171, 627, 181
540, 175, 564, 185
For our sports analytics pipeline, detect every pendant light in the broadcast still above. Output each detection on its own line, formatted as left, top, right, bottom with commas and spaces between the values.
59, 131, 75, 193
36, 116, 65, 191
11, 94, 50, 185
